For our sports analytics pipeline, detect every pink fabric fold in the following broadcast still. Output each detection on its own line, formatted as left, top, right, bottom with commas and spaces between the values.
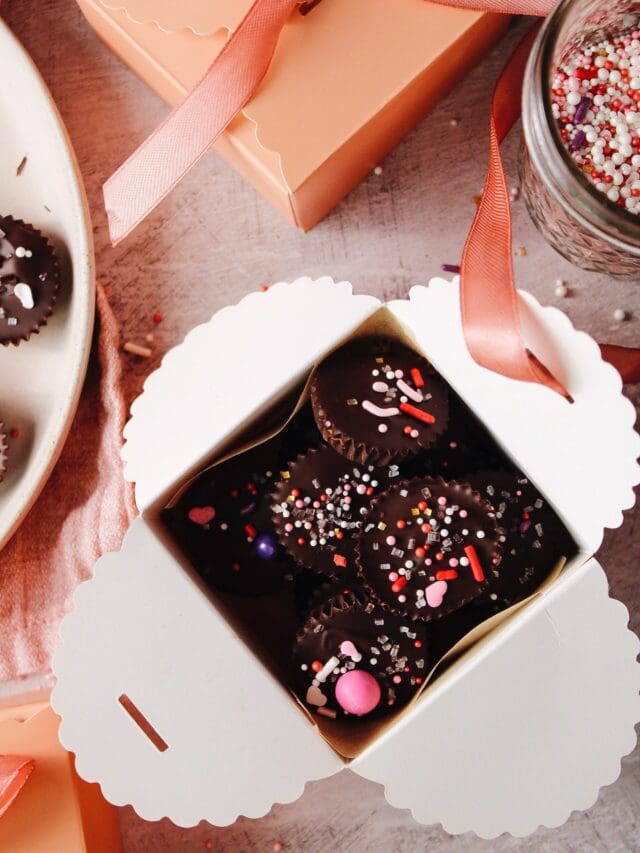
0, 286, 137, 681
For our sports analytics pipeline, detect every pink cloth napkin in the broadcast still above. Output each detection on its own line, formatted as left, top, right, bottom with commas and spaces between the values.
0, 286, 137, 680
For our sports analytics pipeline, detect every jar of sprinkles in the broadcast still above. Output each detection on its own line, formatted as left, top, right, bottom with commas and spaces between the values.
521, 0, 640, 275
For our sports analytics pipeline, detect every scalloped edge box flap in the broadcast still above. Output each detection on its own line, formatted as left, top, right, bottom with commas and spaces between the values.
52, 517, 343, 828
79, 0, 509, 228
351, 556, 640, 839
123, 278, 381, 512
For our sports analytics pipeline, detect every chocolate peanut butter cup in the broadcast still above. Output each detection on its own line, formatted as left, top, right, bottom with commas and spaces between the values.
0, 216, 60, 346
356, 476, 503, 621
272, 444, 401, 580
293, 591, 430, 719
310, 337, 449, 466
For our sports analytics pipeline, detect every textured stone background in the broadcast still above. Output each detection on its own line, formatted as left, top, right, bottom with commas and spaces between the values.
3, 2, 639, 850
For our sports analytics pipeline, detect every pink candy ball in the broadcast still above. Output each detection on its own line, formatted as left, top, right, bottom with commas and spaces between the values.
334, 670, 381, 716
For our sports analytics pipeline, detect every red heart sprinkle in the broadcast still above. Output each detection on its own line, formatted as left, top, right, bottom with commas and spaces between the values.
188, 506, 215, 525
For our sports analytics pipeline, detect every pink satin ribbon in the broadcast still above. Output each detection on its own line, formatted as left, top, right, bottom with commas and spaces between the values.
104, 0, 640, 390
459, 23, 570, 398
103, 0, 298, 245
0, 755, 35, 818
461, 19, 640, 390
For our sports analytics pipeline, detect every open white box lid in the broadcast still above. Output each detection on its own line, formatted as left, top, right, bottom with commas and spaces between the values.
52, 277, 640, 835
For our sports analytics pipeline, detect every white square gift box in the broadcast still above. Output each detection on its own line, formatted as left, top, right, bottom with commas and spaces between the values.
51, 277, 640, 838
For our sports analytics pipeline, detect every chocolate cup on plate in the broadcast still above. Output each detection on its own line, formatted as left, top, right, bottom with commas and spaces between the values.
0, 216, 60, 346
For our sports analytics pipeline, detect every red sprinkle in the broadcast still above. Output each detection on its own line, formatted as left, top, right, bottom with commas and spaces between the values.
232, 562, 241, 572
311, 660, 323, 673
259, 284, 269, 292
152, 312, 163, 324
9, 428, 19, 439
333, 554, 348, 568
244, 523, 257, 539
396, 519, 406, 529
399, 402, 436, 425
464, 545, 485, 582
410, 367, 425, 388
436, 570, 459, 581
391, 576, 408, 593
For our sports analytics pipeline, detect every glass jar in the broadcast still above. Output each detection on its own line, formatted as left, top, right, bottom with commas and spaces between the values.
521, 0, 640, 276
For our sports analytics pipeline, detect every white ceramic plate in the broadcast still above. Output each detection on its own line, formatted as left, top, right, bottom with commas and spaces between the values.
0, 18, 95, 550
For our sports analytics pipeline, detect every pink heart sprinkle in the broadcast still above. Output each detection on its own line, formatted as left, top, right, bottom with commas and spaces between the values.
188, 506, 215, 525
425, 580, 448, 608
340, 640, 362, 662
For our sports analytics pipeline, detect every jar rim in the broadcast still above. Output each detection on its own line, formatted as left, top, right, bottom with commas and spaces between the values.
522, 2, 640, 257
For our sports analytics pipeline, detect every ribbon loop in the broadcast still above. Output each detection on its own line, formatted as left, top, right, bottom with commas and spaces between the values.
460, 25, 571, 399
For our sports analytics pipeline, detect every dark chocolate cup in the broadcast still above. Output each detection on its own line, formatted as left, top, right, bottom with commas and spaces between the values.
292, 591, 429, 720
310, 337, 450, 467
467, 469, 577, 608
293, 573, 369, 619
271, 445, 399, 580
0, 217, 61, 346
356, 476, 504, 622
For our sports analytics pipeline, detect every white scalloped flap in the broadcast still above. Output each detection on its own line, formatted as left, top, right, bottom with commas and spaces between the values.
351, 557, 640, 838
123, 278, 381, 511
387, 280, 640, 552
51, 517, 342, 827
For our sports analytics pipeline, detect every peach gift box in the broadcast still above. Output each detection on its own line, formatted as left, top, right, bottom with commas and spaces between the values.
0, 697, 122, 852
51, 277, 640, 837
75, 0, 509, 229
